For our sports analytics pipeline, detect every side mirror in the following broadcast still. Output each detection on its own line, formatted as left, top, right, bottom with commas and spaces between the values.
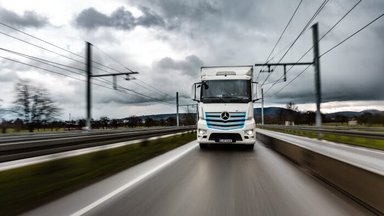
191, 82, 201, 102
252, 82, 262, 102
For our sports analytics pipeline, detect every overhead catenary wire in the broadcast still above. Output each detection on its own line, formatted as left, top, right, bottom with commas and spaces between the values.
0, 55, 85, 82
0, 30, 86, 65
92, 44, 173, 98
0, 55, 174, 105
0, 22, 85, 60
0, 23, 134, 76
0, 47, 118, 87
320, 10, 384, 57
0, 47, 85, 73
0, 22, 177, 105
270, 64, 311, 97
260, 0, 330, 85
256, 0, 304, 81
264, 0, 363, 95
268, 1, 381, 98
93, 45, 135, 73
135, 79, 172, 97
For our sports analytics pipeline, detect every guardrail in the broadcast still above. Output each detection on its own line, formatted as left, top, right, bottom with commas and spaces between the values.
256, 129, 384, 215
0, 126, 196, 162
259, 125, 384, 140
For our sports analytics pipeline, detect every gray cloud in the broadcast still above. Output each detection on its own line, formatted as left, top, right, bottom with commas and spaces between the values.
75, 6, 166, 30
157, 55, 203, 77
130, 0, 384, 105
136, 6, 166, 27
0, 7, 49, 28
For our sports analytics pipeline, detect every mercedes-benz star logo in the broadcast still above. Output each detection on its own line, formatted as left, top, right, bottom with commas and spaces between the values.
221, 111, 230, 121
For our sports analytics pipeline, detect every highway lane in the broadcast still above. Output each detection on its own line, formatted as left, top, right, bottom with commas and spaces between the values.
28, 140, 373, 216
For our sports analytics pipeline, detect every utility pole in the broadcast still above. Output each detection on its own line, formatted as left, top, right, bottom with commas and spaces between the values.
176, 92, 179, 127
254, 23, 322, 128
86, 42, 92, 130
261, 88, 264, 125
85, 41, 138, 131
312, 23, 322, 127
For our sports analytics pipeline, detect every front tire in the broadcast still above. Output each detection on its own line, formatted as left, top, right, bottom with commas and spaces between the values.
199, 143, 208, 149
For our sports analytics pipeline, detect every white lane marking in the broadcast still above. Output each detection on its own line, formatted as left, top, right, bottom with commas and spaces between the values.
70, 143, 197, 216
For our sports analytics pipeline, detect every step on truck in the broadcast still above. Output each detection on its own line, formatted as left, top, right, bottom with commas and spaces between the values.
192, 66, 261, 149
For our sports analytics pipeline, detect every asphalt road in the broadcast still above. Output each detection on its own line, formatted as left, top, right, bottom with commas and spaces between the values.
53, 141, 373, 216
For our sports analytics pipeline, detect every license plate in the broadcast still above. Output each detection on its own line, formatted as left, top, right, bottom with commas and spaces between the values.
219, 139, 233, 143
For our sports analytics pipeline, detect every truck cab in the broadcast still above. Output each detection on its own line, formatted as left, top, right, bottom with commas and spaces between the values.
192, 66, 261, 149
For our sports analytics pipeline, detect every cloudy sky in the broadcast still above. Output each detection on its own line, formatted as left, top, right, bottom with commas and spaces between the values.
0, 0, 383, 120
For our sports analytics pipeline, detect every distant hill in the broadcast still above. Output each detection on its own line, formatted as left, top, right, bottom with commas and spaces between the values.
254, 107, 284, 117
254, 107, 383, 119
125, 108, 383, 121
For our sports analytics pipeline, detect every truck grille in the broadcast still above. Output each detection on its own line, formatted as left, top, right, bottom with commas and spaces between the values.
205, 112, 246, 130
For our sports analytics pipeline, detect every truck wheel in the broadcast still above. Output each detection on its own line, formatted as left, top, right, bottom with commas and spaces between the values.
200, 144, 208, 149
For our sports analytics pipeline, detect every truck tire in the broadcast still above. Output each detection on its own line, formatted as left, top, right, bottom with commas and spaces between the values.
199, 144, 208, 149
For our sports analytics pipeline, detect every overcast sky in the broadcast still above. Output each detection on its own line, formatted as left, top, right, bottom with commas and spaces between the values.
0, 0, 383, 120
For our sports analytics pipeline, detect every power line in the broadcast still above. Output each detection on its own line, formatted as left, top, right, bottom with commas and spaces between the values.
135, 79, 172, 97
117, 85, 175, 104
270, 64, 311, 97
320, 10, 384, 57
0, 30, 86, 65
260, 0, 330, 85
0, 22, 177, 105
0, 47, 85, 73
0, 55, 173, 104
0, 47, 115, 87
0, 22, 85, 60
0, 23, 134, 77
92, 44, 173, 99
0, 23, 171, 101
267, 1, 381, 99
0, 55, 85, 82
93, 45, 135, 73
257, 0, 303, 81
264, 0, 362, 95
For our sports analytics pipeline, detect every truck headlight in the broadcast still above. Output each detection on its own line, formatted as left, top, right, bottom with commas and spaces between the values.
198, 129, 207, 136
244, 129, 253, 136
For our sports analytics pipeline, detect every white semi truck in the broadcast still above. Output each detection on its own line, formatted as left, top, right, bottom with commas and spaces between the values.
192, 66, 261, 149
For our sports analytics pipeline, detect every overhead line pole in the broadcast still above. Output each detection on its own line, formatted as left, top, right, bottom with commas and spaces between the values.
255, 23, 322, 127
85, 42, 138, 130
312, 23, 322, 127
261, 88, 264, 125
86, 42, 92, 130
176, 92, 179, 127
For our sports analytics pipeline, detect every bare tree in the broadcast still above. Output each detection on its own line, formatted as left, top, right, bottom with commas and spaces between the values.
13, 80, 61, 131
286, 102, 299, 112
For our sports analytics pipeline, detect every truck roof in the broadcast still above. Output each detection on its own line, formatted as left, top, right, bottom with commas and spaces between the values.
201, 66, 253, 77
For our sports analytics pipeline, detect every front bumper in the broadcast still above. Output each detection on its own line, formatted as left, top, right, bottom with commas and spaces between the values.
197, 119, 256, 145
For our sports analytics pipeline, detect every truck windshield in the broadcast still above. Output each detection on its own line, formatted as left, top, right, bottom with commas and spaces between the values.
201, 80, 251, 103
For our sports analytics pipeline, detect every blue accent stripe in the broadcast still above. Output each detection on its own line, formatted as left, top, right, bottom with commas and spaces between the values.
205, 112, 246, 130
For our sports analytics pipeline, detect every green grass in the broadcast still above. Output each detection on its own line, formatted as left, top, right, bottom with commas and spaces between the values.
0, 132, 196, 216
263, 128, 384, 151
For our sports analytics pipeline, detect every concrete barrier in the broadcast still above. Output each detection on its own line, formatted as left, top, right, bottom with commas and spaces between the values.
257, 132, 384, 215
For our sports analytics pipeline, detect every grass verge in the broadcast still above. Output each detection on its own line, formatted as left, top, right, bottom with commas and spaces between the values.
262, 128, 384, 151
0, 132, 196, 215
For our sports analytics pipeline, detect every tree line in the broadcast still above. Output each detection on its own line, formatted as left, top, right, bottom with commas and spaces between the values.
255, 102, 384, 126
0, 80, 197, 133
